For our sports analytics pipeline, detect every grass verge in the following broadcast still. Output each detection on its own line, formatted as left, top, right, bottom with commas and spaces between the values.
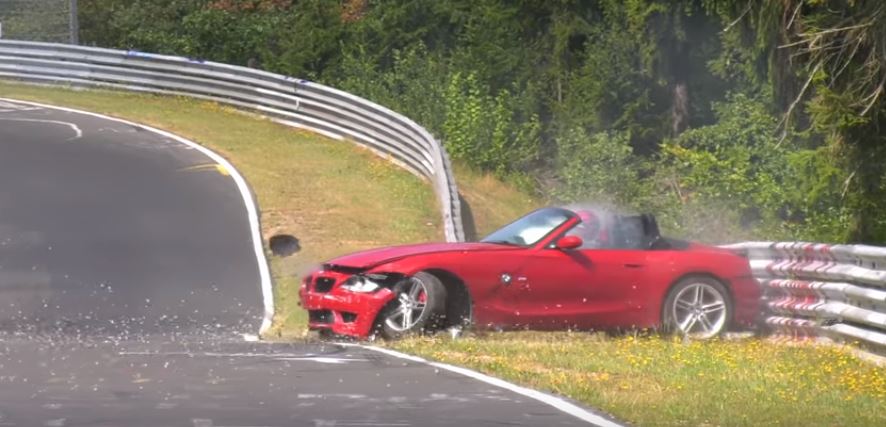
0, 81, 443, 338
390, 332, 885, 426
0, 82, 541, 337
451, 163, 545, 239
7, 82, 878, 427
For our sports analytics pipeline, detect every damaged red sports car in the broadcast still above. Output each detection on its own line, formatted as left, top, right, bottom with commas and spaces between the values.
299, 206, 760, 340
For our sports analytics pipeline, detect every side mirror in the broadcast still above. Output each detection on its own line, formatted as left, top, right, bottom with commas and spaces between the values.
555, 235, 583, 250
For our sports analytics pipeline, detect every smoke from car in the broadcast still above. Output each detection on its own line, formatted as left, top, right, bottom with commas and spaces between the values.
562, 201, 623, 232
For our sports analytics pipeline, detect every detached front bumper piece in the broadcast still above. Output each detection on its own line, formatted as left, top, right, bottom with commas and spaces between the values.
299, 272, 395, 338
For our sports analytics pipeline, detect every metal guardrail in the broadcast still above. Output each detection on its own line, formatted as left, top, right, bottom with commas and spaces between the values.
0, 40, 466, 242
724, 242, 886, 352
12, 41, 884, 354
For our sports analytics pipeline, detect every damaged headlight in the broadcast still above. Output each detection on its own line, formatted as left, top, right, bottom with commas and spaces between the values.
340, 275, 382, 293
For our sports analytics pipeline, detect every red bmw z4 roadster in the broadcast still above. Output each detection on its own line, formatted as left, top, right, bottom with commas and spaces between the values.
299, 206, 760, 340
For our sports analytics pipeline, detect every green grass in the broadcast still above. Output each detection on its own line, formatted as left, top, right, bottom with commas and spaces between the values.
451, 163, 545, 239
6, 81, 881, 427
0, 81, 442, 338
390, 332, 886, 426
0, 81, 543, 337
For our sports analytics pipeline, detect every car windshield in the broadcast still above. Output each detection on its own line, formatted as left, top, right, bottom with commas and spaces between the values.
481, 207, 574, 247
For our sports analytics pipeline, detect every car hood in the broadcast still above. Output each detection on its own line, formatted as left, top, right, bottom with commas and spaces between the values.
324, 242, 517, 269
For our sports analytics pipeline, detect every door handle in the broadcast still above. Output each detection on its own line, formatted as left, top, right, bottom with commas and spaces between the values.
624, 263, 643, 269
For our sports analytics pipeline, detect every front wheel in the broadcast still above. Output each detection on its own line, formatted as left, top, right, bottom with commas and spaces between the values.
662, 276, 732, 339
379, 272, 447, 340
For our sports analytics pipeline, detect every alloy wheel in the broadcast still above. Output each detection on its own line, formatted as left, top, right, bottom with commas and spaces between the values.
384, 278, 428, 332
671, 282, 727, 339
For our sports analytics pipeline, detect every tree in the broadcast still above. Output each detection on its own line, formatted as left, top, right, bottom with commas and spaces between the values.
714, 0, 886, 242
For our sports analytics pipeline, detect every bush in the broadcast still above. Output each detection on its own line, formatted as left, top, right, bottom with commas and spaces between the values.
552, 128, 646, 206
442, 72, 541, 176
656, 93, 856, 243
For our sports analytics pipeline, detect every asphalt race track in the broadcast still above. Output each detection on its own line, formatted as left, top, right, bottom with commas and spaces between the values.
0, 100, 262, 337
0, 99, 618, 427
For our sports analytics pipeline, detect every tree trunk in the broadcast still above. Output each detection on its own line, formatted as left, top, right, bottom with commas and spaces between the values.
670, 81, 689, 136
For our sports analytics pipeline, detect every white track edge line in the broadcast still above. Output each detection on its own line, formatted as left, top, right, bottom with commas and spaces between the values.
7, 97, 621, 426
0, 117, 83, 140
350, 344, 625, 427
0, 98, 275, 337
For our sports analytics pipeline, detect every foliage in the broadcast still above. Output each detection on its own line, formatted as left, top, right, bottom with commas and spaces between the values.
707, 0, 886, 243
552, 128, 644, 207
442, 72, 541, 176
659, 94, 790, 238
335, 43, 449, 133
0, 0, 72, 43
74, 0, 886, 243
784, 145, 854, 242
335, 43, 541, 178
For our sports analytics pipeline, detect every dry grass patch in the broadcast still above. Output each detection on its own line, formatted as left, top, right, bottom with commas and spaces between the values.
6, 82, 885, 427
390, 332, 886, 426
452, 163, 544, 239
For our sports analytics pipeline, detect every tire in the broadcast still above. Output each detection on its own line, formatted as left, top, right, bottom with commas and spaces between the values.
662, 276, 732, 340
379, 272, 447, 340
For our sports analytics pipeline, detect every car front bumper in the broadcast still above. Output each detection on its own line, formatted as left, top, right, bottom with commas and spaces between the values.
299, 272, 396, 338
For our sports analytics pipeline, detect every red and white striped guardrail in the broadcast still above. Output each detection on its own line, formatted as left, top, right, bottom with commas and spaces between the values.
723, 242, 886, 351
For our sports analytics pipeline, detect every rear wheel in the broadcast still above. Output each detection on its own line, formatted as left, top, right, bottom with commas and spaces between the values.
379, 272, 447, 340
663, 276, 732, 339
